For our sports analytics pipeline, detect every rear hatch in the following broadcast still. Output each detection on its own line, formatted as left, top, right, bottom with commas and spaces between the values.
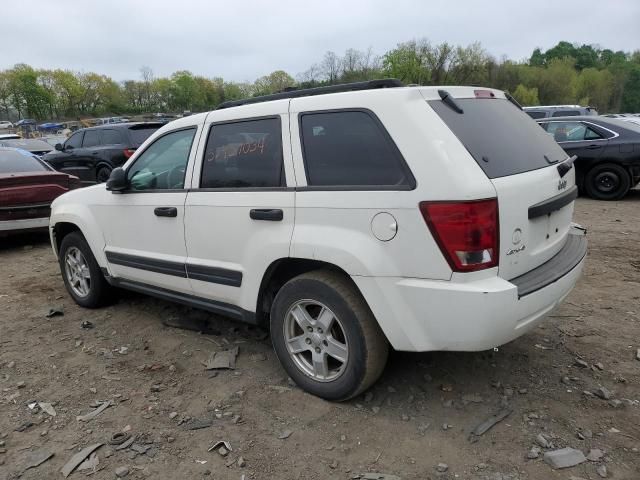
427, 89, 575, 280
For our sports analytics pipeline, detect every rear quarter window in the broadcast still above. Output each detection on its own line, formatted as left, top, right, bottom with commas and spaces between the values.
429, 98, 568, 179
0, 150, 47, 173
299, 110, 414, 188
129, 127, 161, 147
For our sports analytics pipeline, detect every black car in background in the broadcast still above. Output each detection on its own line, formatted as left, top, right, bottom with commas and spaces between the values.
43, 122, 163, 183
536, 116, 640, 200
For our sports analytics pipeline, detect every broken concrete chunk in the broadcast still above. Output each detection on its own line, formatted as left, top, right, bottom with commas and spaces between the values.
597, 465, 608, 478
594, 387, 612, 400
527, 446, 541, 459
543, 447, 586, 469
536, 433, 552, 449
436, 463, 449, 472
278, 429, 293, 440
204, 346, 239, 370
38, 402, 56, 417
575, 358, 589, 368
45, 307, 64, 318
184, 418, 213, 430
115, 466, 130, 477
586, 448, 604, 461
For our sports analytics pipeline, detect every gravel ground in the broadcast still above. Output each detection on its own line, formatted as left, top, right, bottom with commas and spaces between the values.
1, 193, 639, 480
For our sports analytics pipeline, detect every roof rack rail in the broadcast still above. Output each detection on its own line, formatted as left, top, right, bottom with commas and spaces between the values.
216, 79, 404, 110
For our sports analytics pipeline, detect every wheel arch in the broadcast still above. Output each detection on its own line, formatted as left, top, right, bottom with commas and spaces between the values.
255, 257, 370, 328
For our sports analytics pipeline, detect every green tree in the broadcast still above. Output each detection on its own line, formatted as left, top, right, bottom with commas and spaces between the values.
512, 84, 539, 106
382, 41, 431, 84
252, 70, 295, 96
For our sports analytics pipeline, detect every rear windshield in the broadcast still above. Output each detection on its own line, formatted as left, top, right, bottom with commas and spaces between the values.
129, 127, 160, 147
0, 150, 47, 173
429, 98, 568, 178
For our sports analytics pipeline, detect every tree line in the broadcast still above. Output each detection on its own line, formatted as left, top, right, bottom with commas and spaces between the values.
1, 40, 639, 121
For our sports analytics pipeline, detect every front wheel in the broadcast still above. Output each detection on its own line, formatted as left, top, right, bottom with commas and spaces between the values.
584, 163, 631, 200
96, 166, 112, 184
59, 232, 112, 308
270, 269, 388, 401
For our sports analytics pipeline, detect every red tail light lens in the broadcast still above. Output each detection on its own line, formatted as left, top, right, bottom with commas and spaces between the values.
420, 199, 499, 272
123, 148, 136, 159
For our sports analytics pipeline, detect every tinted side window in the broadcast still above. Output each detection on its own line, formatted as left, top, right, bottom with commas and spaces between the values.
102, 129, 124, 145
83, 130, 101, 147
65, 131, 83, 149
128, 128, 196, 190
546, 122, 602, 141
300, 111, 412, 187
201, 118, 284, 188
526, 111, 547, 119
552, 110, 580, 117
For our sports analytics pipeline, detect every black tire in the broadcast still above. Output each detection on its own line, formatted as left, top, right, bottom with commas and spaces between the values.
59, 231, 112, 308
584, 163, 631, 200
96, 166, 112, 184
270, 269, 388, 401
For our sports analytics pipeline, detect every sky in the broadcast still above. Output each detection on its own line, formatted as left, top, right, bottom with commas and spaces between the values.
2, 0, 639, 83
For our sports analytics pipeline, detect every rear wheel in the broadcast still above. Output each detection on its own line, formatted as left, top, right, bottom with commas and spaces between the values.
270, 269, 388, 401
96, 166, 112, 184
59, 232, 112, 308
584, 163, 631, 200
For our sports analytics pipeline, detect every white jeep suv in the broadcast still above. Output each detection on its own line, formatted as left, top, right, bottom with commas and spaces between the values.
50, 80, 587, 401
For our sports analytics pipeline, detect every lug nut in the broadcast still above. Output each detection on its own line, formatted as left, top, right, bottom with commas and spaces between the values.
317, 328, 323, 334
307, 326, 313, 332
315, 347, 321, 353
305, 338, 312, 345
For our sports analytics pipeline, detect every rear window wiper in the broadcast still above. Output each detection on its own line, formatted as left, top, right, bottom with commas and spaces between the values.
557, 155, 577, 178
438, 90, 464, 114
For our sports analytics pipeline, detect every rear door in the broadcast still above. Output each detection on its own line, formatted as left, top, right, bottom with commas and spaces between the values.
184, 102, 296, 315
543, 120, 608, 162
428, 91, 576, 280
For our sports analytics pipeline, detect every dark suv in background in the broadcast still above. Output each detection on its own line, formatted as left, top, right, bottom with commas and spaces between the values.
43, 122, 162, 183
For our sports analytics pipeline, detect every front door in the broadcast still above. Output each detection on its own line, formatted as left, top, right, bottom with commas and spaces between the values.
184, 107, 296, 316
96, 126, 201, 294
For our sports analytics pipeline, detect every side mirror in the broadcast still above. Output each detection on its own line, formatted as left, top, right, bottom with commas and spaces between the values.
55, 143, 63, 151
105, 167, 128, 191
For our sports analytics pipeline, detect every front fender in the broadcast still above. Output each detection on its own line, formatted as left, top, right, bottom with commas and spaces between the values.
50, 201, 108, 268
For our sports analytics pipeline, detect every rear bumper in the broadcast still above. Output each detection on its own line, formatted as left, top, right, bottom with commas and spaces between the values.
0, 216, 49, 233
353, 229, 587, 352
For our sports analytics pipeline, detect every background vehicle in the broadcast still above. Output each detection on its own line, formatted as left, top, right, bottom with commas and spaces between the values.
0, 138, 53, 156
0, 133, 21, 140
0, 147, 80, 236
43, 122, 163, 183
49, 81, 586, 400
537, 115, 640, 200
524, 105, 598, 119
14, 119, 36, 127
0, 121, 13, 129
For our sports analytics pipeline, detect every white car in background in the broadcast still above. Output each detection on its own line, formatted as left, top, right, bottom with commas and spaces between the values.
0, 121, 14, 130
49, 80, 587, 401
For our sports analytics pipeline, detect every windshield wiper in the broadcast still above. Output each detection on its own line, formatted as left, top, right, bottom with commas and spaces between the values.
438, 90, 464, 114
557, 155, 577, 178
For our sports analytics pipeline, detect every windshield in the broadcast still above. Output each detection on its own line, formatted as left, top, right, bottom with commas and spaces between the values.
0, 150, 48, 173
429, 98, 568, 178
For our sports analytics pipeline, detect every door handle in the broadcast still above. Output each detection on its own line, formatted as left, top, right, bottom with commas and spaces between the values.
250, 209, 283, 221
585, 144, 602, 149
154, 207, 177, 217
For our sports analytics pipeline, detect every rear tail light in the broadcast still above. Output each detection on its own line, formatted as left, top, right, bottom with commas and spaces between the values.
123, 148, 136, 159
419, 199, 499, 272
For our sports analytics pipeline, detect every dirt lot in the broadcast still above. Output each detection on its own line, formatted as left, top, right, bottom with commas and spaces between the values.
1, 193, 639, 480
